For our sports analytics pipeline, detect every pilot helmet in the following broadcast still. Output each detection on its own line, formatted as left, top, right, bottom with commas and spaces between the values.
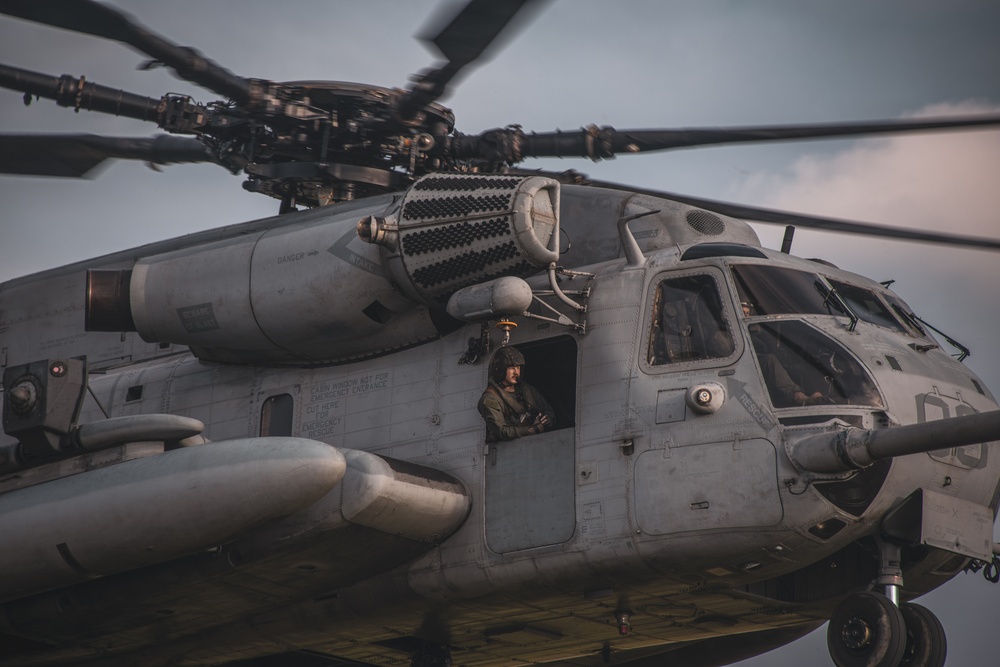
490, 346, 526, 383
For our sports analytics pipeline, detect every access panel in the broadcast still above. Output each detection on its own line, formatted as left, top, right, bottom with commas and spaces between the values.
634, 439, 782, 534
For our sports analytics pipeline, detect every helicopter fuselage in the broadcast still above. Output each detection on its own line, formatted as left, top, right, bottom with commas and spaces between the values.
0, 184, 997, 666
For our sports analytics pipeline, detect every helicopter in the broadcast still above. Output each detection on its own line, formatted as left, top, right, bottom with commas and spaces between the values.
1, 1, 1000, 666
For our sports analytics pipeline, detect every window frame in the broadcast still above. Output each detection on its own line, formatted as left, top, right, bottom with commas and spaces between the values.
825, 278, 910, 334
640, 267, 742, 375
260, 392, 296, 437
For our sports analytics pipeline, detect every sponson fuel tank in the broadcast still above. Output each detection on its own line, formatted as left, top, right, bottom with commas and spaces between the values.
87, 174, 560, 365
0, 437, 346, 601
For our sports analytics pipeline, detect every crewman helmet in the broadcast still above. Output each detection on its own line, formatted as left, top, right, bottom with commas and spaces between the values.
490, 346, 526, 383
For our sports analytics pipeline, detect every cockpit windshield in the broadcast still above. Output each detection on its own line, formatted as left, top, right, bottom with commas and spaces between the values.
748, 321, 883, 409
731, 265, 845, 316
732, 264, 921, 338
827, 280, 908, 334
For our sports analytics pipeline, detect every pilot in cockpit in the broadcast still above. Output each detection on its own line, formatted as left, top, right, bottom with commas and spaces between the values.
478, 346, 555, 442
742, 301, 826, 407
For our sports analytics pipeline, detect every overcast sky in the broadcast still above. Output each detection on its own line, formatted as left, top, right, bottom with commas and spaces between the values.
1, 2, 998, 665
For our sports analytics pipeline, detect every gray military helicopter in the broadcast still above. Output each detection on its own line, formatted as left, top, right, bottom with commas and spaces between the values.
1, 1, 999, 666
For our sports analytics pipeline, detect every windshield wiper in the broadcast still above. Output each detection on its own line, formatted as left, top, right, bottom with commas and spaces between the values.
814, 281, 858, 331
912, 315, 970, 362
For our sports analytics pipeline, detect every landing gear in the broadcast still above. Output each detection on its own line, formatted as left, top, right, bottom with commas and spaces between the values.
827, 536, 948, 667
827, 592, 906, 667
899, 603, 946, 667
827, 594, 948, 667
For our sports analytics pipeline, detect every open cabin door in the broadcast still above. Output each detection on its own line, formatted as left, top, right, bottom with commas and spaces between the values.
484, 336, 578, 553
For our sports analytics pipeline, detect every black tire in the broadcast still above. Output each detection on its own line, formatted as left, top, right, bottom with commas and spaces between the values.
827, 592, 907, 667
899, 603, 947, 667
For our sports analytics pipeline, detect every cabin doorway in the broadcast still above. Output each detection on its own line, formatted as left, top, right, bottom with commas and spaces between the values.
484, 335, 578, 553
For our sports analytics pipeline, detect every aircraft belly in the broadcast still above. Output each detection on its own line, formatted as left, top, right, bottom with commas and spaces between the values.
229, 572, 822, 667
0, 437, 346, 602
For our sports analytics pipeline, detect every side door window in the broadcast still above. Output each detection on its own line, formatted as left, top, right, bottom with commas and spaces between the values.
260, 392, 295, 436
646, 272, 737, 368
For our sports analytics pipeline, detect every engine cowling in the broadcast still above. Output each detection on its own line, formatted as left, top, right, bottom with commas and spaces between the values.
85, 175, 560, 365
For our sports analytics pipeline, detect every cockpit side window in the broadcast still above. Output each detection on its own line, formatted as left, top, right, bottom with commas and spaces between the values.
828, 280, 908, 334
749, 321, 883, 409
648, 274, 735, 366
732, 265, 845, 317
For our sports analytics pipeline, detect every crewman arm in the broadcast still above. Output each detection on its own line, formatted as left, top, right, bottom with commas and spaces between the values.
523, 383, 555, 432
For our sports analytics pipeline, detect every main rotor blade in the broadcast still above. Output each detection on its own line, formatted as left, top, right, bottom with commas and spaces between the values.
427, 0, 542, 68
0, 0, 251, 103
398, 0, 546, 119
528, 171, 1000, 252
662, 192, 1000, 251
513, 116, 1000, 159
0, 134, 215, 177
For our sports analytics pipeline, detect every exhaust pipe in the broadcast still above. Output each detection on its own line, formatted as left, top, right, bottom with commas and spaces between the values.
790, 410, 1000, 474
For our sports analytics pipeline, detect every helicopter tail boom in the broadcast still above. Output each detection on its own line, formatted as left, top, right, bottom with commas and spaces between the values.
791, 410, 1000, 474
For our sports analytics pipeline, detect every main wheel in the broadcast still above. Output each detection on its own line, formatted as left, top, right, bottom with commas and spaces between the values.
899, 603, 947, 667
827, 592, 907, 667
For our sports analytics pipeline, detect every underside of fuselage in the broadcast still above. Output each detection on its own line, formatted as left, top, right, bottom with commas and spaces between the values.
0, 523, 972, 666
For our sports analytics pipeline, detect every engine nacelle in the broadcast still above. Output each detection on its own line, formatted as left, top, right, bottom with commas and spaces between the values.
86, 175, 559, 365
